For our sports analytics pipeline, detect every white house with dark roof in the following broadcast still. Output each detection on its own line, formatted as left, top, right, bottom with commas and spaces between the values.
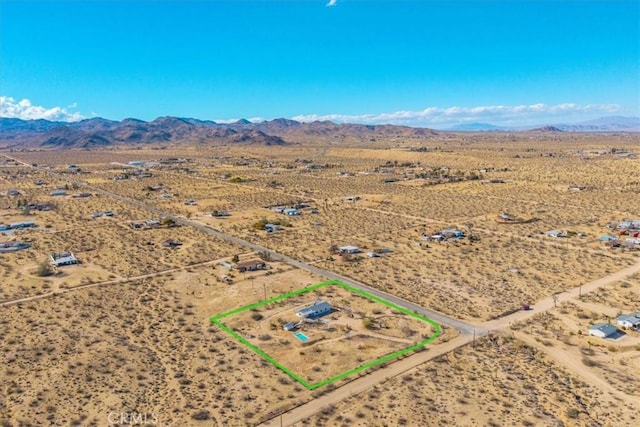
50, 252, 79, 267
338, 245, 361, 254
588, 323, 620, 338
616, 313, 640, 329
297, 301, 332, 319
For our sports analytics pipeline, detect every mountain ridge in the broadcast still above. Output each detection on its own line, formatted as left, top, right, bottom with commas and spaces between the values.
0, 115, 637, 148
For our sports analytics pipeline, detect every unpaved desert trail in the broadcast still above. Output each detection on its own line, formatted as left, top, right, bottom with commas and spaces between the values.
0, 255, 245, 307
482, 257, 640, 331
260, 334, 474, 427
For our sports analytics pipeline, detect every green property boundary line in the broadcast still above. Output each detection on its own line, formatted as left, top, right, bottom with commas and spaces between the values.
209, 280, 441, 390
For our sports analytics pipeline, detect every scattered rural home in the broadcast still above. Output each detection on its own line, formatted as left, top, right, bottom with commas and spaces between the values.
50, 252, 79, 267
441, 229, 465, 239
366, 251, 380, 258
615, 220, 640, 230
9, 221, 36, 229
264, 223, 282, 233
498, 212, 518, 222
600, 235, 618, 242
211, 211, 230, 218
616, 313, 640, 329
7, 189, 21, 196
431, 234, 446, 241
568, 185, 587, 191
92, 210, 114, 219
130, 221, 145, 229
588, 323, 621, 339
283, 208, 300, 216
34, 180, 47, 186
50, 190, 67, 197
338, 245, 361, 254
0, 241, 31, 253
145, 219, 161, 227
24, 203, 52, 212
547, 230, 568, 238
235, 260, 267, 272
128, 160, 146, 167
344, 195, 360, 202
219, 261, 233, 270
162, 239, 182, 248
272, 206, 285, 213
0, 224, 9, 231
297, 301, 332, 319
113, 174, 130, 180
72, 192, 93, 198
623, 238, 640, 249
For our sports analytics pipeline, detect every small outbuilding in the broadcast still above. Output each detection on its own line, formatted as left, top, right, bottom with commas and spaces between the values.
264, 223, 282, 233
283, 322, 297, 331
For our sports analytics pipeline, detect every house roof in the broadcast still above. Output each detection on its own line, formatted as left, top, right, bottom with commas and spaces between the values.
236, 260, 266, 268
338, 245, 360, 251
616, 314, 640, 324
589, 323, 619, 335
297, 301, 331, 317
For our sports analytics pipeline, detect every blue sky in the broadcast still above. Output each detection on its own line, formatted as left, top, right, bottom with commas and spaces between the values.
1, 0, 638, 127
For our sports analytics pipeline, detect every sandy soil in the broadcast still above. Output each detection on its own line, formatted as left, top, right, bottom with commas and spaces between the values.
1, 134, 639, 426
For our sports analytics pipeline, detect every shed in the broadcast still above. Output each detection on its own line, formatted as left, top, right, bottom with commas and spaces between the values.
283, 208, 300, 216
264, 223, 282, 233
283, 322, 297, 331
297, 301, 332, 319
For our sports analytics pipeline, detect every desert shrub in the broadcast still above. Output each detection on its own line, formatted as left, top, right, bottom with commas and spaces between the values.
35, 259, 53, 277
191, 411, 211, 421
566, 408, 580, 419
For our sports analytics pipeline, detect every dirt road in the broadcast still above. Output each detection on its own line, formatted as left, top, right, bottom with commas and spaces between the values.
262, 334, 474, 427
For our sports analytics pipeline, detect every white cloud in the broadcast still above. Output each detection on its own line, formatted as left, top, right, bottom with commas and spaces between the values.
291, 103, 622, 127
326, 0, 337, 7
0, 96, 84, 122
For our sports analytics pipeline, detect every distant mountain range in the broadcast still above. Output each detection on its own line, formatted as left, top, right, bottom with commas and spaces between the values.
0, 116, 438, 148
442, 116, 640, 132
0, 115, 637, 148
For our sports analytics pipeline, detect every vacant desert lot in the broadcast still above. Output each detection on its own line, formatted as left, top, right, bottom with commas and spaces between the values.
306, 333, 638, 427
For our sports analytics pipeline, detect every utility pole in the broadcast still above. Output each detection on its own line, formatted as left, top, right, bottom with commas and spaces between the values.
263, 283, 267, 301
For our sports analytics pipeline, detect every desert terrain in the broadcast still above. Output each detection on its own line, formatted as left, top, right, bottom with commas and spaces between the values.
1, 131, 639, 426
